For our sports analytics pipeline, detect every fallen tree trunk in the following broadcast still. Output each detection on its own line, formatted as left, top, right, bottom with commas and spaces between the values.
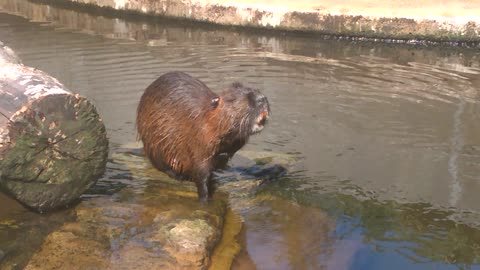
0, 41, 108, 212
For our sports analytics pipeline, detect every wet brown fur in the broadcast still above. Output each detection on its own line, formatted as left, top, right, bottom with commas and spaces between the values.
136, 71, 269, 200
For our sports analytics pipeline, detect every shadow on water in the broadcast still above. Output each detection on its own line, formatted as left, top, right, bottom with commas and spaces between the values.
1, 0, 480, 269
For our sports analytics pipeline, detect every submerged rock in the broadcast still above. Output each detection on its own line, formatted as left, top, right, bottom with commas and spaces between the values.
24, 193, 226, 270
25, 231, 110, 270
19, 148, 299, 270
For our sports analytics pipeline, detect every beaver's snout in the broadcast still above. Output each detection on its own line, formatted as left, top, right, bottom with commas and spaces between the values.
251, 94, 270, 134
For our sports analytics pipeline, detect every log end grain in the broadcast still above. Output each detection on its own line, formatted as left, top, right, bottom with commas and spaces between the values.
0, 93, 108, 212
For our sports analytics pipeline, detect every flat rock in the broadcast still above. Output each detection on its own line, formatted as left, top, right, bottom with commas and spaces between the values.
24, 191, 225, 270
17, 149, 298, 270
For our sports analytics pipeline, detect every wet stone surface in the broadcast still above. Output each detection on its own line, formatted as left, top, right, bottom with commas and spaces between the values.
8, 149, 296, 270
23, 186, 225, 269
23, 196, 224, 270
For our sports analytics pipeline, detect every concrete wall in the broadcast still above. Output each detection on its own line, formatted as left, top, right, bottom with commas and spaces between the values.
57, 0, 480, 41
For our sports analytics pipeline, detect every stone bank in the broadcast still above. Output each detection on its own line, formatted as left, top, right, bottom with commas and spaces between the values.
54, 0, 480, 42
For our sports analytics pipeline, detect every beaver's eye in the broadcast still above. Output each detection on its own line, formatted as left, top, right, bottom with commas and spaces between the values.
247, 92, 257, 106
211, 97, 220, 109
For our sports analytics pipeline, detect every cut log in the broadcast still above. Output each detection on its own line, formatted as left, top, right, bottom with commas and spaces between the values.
0, 42, 108, 212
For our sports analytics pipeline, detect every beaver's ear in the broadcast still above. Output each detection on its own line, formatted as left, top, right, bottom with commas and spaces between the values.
211, 96, 220, 109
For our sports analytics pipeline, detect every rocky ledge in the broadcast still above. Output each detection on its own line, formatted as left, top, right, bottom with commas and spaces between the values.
0, 148, 294, 270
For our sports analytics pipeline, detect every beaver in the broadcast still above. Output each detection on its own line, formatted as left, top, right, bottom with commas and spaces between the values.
136, 71, 270, 201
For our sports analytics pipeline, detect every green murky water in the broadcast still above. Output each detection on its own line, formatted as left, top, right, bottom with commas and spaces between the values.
1, 0, 480, 269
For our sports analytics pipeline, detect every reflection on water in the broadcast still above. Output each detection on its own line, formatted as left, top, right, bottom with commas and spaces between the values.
448, 97, 465, 207
1, 0, 480, 269
0, 193, 75, 269
259, 178, 480, 269
238, 197, 337, 269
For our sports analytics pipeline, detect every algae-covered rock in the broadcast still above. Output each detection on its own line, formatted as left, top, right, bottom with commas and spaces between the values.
236, 150, 300, 167
21, 151, 227, 270
164, 219, 217, 268
18, 148, 299, 270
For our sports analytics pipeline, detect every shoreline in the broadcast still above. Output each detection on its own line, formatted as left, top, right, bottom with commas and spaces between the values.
26, 0, 480, 46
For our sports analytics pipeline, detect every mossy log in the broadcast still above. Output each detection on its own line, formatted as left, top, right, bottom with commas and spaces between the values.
0, 42, 108, 212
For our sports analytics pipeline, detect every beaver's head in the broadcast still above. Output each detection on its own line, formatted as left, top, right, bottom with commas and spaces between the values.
210, 82, 270, 143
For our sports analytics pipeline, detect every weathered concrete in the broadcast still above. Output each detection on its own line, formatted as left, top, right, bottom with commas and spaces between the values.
48, 0, 480, 42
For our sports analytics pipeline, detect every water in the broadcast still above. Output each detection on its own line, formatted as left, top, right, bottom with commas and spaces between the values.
1, 0, 480, 269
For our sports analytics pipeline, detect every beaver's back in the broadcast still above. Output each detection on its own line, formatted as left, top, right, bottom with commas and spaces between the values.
136, 71, 218, 179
